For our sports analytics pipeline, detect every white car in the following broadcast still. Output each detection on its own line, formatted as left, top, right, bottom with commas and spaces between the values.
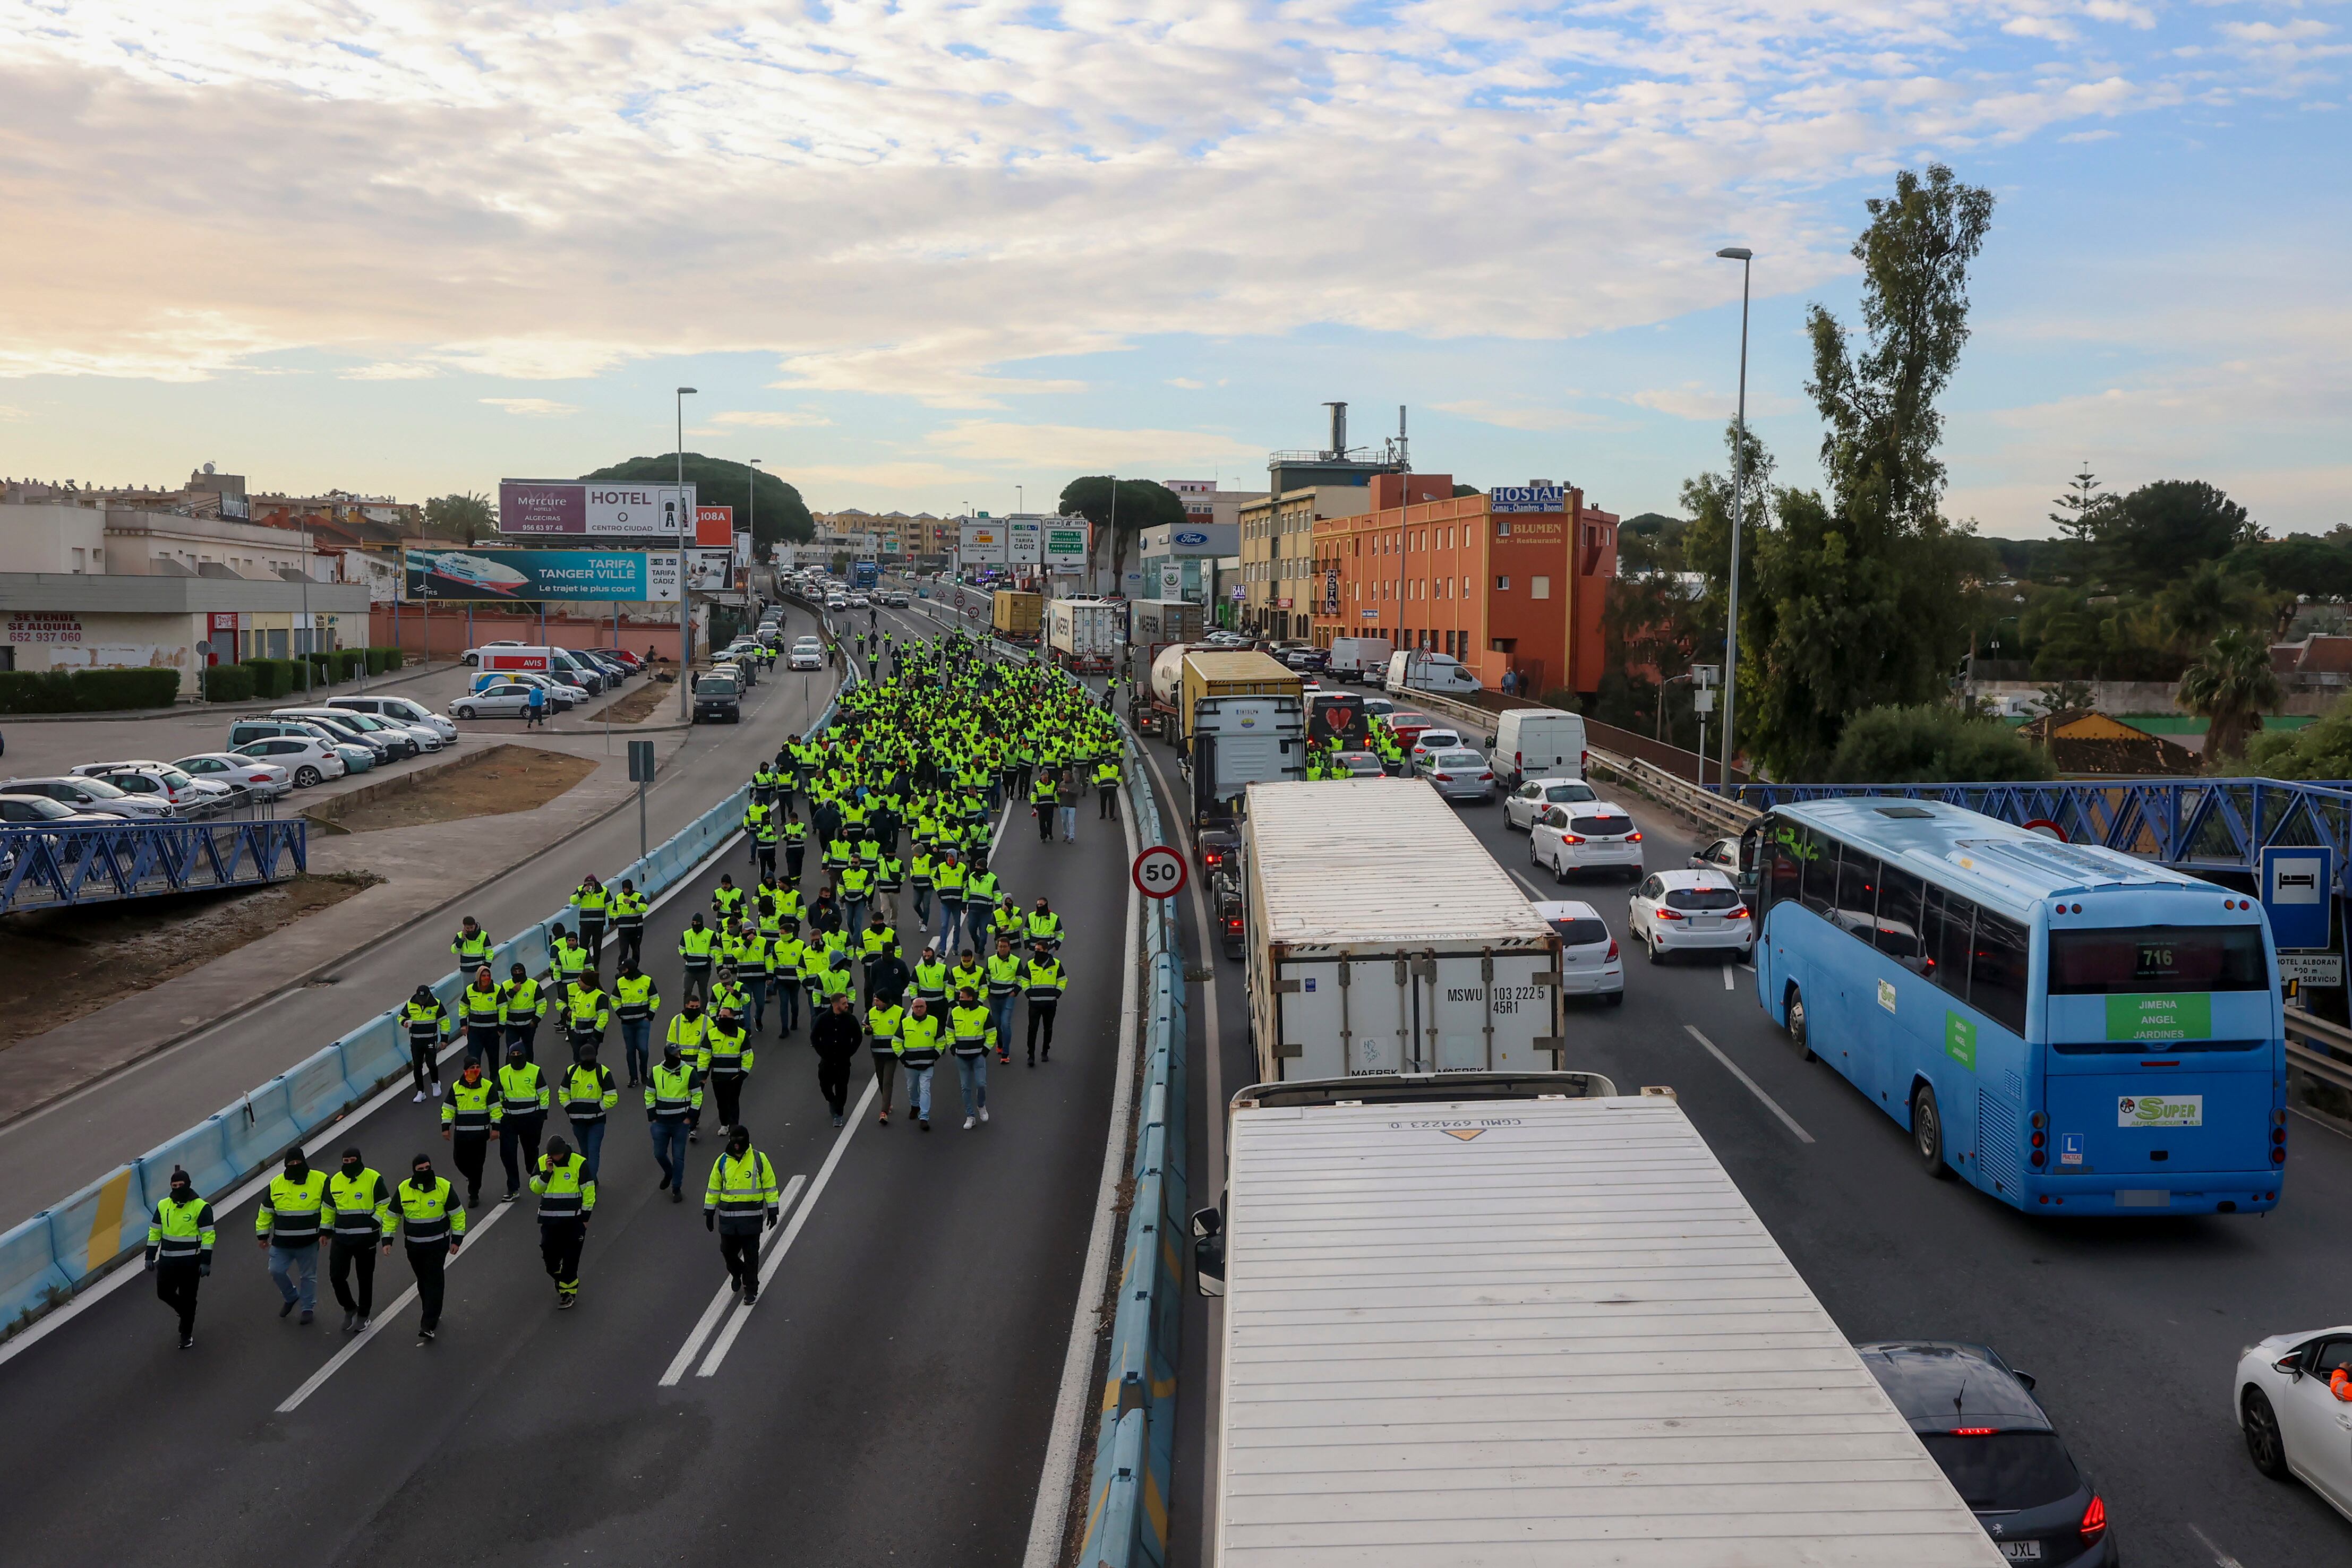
1689, 834, 1741, 876
826, 596, 849, 612
71, 760, 234, 814
174, 752, 293, 801
460, 640, 524, 667
1627, 869, 1753, 963
1409, 729, 1464, 767
2238, 1327, 2352, 1520
788, 644, 825, 671
1529, 800, 1644, 882
328, 694, 458, 742
1504, 776, 1601, 832
1533, 901, 1624, 1003
235, 735, 348, 788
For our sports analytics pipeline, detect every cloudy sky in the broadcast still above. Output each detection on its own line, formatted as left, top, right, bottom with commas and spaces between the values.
0, 0, 2342, 535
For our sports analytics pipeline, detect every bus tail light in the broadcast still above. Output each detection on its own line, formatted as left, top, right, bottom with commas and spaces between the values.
2079, 1495, 2107, 1544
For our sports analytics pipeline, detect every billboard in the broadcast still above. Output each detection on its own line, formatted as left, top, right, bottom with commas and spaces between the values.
498, 479, 698, 537
1044, 517, 1088, 575
733, 531, 754, 569
695, 505, 733, 547
682, 548, 737, 593
960, 520, 1007, 563
402, 548, 657, 602
1490, 483, 1567, 515
1006, 516, 1043, 565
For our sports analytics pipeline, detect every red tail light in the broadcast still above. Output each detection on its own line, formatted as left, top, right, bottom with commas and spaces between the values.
1627, 830, 1642, 842
1655, 908, 1685, 920
1434, 774, 1453, 782
2079, 1495, 2106, 1543
1225, 917, 1242, 931
1605, 939, 1618, 960
1727, 905, 1749, 919
1560, 834, 1585, 845
1951, 1427, 1996, 1437
1478, 772, 1493, 781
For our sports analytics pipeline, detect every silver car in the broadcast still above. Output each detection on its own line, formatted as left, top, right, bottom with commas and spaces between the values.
1418, 747, 1496, 803
175, 752, 294, 801
235, 736, 348, 788
1504, 776, 1601, 832
0, 774, 174, 820
449, 682, 540, 720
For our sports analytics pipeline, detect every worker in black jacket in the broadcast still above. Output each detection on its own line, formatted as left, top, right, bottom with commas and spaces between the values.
809, 991, 864, 1128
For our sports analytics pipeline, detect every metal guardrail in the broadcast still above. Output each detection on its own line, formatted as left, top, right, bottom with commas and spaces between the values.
1586, 753, 1758, 837
0, 817, 307, 913
2285, 1008, 2352, 1095
0, 669, 854, 1343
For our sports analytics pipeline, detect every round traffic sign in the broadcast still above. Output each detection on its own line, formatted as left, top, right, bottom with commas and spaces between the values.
2021, 818, 2068, 842
1132, 844, 1187, 899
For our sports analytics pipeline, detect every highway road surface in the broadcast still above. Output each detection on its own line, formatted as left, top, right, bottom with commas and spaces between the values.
0, 595, 1144, 1568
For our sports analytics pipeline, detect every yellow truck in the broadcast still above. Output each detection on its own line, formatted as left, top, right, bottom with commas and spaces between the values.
991, 589, 1044, 642
1175, 650, 1306, 827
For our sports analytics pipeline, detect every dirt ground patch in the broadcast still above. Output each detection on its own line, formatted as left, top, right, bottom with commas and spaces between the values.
310, 744, 598, 834
585, 679, 671, 724
0, 872, 379, 1051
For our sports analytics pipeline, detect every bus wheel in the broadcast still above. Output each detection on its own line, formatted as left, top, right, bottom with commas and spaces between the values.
1785, 987, 1815, 1063
1912, 1083, 1952, 1179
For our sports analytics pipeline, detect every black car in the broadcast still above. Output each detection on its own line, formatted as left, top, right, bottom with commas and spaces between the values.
692, 674, 742, 724
1857, 1341, 2114, 1565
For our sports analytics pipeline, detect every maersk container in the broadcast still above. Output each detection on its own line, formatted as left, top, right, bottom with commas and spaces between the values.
1046, 596, 1123, 667
1241, 778, 1563, 1081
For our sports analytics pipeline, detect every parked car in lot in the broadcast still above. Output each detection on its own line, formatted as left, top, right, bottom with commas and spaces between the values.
173, 752, 293, 800
693, 674, 743, 724
1627, 868, 1751, 962
1529, 800, 1644, 882
460, 640, 524, 666
285, 706, 433, 757
1860, 1341, 2112, 1565
1417, 747, 1495, 803
326, 694, 457, 743
233, 734, 349, 788
1689, 834, 1741, 875
0, 793, 118, 829
227, 718, 373, 774
0, 775, 174, 820
449, 682, 541, 721
2237, 1327, 2352, 1525
268, 708, 396, 764
468, 670, 583, 709
69, 761, 235, 815
1530, 900, 1624, 1004
1503, 776, 1601, 831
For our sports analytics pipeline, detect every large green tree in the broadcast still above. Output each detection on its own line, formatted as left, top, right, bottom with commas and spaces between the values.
423, 491, 496, 543
1826, 704, 2053, 784
1721, 164, 1997, 779
2177, 627, 2282, 765
578, 453, 814, 550
2082, 479, 2258, 594
1057, 476, 1186, 588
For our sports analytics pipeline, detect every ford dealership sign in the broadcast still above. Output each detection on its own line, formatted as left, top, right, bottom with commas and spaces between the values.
1174, 530, 1209, 546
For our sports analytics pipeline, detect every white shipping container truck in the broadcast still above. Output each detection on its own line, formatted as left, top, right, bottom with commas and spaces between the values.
1046, 596, 1123, 669
1193, 1074, 2007, 1568
1242, 779, 1561, 1079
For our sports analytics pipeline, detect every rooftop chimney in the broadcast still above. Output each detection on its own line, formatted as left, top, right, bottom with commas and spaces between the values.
1323, 401, 1348, 460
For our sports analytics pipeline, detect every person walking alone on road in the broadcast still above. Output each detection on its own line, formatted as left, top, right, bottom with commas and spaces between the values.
705, 1125, 781, 1304
440, 1055, 499, 1209
561, 1046, 620, 1180
497, 1044, 549, 1203
257, 1147, 329, 1325
526, 681, 546, 728
402, 984, 449, 1103
1055, 766, 1082, 843
144, 1166, 214, 1350
392, 1153, 464, 1343
646, 1040, 702, 1200
327, 1146, 394, 1334
811, 990, 862, 1128
530, 1135, 595, 1308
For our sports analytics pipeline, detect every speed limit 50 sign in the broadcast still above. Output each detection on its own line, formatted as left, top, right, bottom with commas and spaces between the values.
1132, 845, 1187, 899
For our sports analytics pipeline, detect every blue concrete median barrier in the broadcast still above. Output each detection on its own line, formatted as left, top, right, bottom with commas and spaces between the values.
0, 1213, 72, 1336
284, 1047, 357, 1136
221, 1081, 300, 1179
336, 1014, 408, 1098
1081, 1408, 1153, 1568
135, 1117, 239, 1211
42, 1163, 149, 1298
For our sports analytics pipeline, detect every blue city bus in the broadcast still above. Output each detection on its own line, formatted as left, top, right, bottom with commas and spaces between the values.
1741, 798, 2286, 1216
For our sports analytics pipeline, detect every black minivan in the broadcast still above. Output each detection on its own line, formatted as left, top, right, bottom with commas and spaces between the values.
1857, 1341, 2115, 1565
692, 674, 741, 724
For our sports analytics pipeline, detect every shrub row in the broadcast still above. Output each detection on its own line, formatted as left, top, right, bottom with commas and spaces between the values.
0, 667, 183, 714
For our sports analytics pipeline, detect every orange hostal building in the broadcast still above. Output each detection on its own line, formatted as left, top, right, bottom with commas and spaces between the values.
1311, 474, 1618, 696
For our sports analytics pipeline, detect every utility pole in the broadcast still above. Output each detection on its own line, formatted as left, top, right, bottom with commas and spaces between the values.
1715, 247, 1754, 788
675, 387, 697, 720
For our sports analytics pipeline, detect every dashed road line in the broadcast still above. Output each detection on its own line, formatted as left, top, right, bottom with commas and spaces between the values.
1683, 1024, 1815, 1144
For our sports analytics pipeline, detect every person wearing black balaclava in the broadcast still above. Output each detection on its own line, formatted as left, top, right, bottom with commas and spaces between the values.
144, 1166, 214, 1349
390, 1152, 464, 1342
703, 1125, 780, 1304
529, 1133, 595, 1308
326, 1145, 394, 1333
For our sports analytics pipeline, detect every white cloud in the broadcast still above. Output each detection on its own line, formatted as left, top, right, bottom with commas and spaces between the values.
0, 404, 25, 421
1167, 378, 1206, 390
1628, 384, 1732, 422
2084, 1, 2157, 29
339, 361, 440, 381
708, 410, 834, 429
923, 421, 1263, 470
479, 397, 578, 417
1434, 400, 1614, 433
2004, 16, 2080, 44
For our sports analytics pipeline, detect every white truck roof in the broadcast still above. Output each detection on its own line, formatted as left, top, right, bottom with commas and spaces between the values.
1217, 1092, 2003, 1566
1245, 779, 1550, 951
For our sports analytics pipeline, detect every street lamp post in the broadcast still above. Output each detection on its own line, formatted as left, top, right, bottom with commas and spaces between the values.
749, 457, 761, 591
676, 386, 697, 719
1714, 247, 1754, 790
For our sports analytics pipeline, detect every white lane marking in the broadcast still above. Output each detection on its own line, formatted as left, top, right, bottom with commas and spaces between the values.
1740, 962, 1756, 973
2186, 1524, 2245, 1568
656, 1172, 810, 1386
1683, 1024, 1815, 1144
0, 675, 826, 1375
1510, 869, 1545, 898
695, 1084, 875, 1377
2290, 1104, 2352, 1141
276, 1193, 525, 1412
1722, 964, 1734, 990
1023, 773, 1147, 1567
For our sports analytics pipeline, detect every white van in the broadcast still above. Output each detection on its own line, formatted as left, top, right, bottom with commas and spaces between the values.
1326, 636, 1393, 683
1492, 708, 1588, 785
478, 645, 606, 695
1383, 649, 1482, 696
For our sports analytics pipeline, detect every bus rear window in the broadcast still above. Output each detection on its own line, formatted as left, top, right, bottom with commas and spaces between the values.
2048, 926, 2270, 993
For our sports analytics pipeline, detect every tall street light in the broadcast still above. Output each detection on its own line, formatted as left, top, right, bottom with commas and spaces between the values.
748, 457, 762, 584
1714, 247, 1752, 791
676, 386, 697, 719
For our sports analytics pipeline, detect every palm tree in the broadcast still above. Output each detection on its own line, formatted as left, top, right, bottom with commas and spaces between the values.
2178, 627, 2282, 766
2157, 560, 2263, 651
